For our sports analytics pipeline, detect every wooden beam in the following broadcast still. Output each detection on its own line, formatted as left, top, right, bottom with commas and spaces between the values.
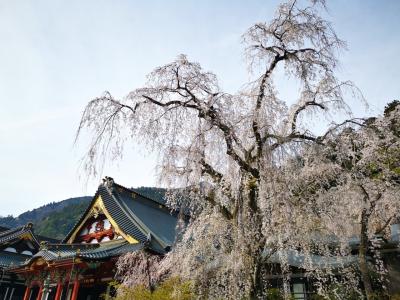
22, 285, 31, 300
70, 277, 80, 300
36, 285, 43, 300
54, 281, 63, 300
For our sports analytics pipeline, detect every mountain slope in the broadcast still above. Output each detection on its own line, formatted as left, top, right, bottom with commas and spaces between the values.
0, 196, 92, 240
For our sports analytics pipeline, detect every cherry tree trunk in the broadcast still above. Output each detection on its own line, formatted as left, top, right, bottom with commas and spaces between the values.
242, 181, 266, 299
249, 253, 265, 299
359, 210, 373, 300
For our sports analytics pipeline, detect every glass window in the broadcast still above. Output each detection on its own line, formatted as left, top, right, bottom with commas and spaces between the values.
292, 283, 305, 300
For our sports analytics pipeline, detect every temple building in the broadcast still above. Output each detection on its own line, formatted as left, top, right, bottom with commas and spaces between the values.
6, 177, 179, 300
0, 224, 58, 300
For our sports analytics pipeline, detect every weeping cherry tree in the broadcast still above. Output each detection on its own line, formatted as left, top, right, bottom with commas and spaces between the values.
76, 0, 366, 298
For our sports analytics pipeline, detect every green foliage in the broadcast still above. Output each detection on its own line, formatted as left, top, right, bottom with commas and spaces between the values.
264, 288, 298, 300
384, 100, 400, 117
105, 277, 194, 300
35, 201, 90, 239
266, 288, 285, 300
309, 295, 326, 300
0, 196, 91, 239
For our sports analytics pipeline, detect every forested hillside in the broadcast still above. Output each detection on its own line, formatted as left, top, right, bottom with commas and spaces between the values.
0, 187, 166, 240
0, 196, 92, 240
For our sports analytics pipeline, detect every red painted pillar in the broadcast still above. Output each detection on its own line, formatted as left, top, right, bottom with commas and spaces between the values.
70, 277, 80, 300
23, 285, 31, 300
36, 285, 43, 300
54, 281, 63, 300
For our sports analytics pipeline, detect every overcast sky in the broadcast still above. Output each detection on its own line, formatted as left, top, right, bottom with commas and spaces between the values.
0, 0, 399, 216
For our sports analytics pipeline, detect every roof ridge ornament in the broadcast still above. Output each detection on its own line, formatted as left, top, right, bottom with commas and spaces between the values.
103, 176, 115, 192
145, 233, 152, 247
25, 222, 33, 230
40, 241, 49, 251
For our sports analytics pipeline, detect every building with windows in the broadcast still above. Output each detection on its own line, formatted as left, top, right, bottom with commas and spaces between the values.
0, 224, 58, 300
8, 177, 179, 300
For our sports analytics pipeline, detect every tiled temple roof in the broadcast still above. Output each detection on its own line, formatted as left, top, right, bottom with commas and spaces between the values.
0, 251, 31, 268
0, 224, 42, 269
0, 226, 9, 233
0, 224, 58, 245
63, 177, 179, 253
0, 223, 40, 247
27, 239, 143, 263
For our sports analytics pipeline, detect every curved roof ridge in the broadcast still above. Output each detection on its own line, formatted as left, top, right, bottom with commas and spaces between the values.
108, 187, 169, 250
0, 223, 40, 247
113, 182, 168, 208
